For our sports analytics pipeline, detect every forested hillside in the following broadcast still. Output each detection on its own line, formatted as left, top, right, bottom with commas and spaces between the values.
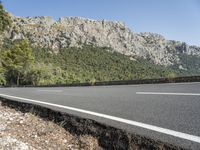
0, 39, 177, 85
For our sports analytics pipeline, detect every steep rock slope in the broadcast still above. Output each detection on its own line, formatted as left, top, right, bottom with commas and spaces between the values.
3, 15, 200, 66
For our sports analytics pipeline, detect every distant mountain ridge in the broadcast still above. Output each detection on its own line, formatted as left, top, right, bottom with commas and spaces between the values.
2, 15, 200, 66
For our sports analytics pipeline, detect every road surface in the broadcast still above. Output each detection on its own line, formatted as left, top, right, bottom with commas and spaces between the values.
0, 82, 200, 149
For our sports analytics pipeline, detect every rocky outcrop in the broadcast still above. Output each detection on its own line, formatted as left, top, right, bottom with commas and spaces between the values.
3, 15, 200, 66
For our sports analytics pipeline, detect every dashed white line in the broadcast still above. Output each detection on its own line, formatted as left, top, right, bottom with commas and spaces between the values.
38, 90, 63, 92
0, 93, 200, 144
136, 92, 200, 96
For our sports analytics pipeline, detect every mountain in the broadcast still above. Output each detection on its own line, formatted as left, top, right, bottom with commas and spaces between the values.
1, 6, 200, 86
2, 15, 200, 66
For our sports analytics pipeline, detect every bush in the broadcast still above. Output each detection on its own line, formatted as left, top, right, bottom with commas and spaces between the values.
0, 2, 11, 33
0, 70, 6, 85
25, 63, 81, 85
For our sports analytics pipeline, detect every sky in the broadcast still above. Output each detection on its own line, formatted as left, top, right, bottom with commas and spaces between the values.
2, 0, 200, 46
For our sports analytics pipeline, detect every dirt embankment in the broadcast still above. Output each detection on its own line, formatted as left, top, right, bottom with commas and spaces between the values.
0, 98, 186, 150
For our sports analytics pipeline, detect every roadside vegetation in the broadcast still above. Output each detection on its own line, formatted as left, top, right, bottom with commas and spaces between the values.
0, 2, 11, 33
0, 39, 176, 85
171, 54, 200, 76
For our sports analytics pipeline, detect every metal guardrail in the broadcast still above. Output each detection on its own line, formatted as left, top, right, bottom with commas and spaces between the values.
2, 76, 200, 88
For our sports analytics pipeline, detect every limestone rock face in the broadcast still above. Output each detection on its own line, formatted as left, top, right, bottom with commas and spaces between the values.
4, 15, 200, 66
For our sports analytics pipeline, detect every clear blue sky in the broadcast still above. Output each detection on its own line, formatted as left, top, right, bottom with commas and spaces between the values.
2, 0, 200, 46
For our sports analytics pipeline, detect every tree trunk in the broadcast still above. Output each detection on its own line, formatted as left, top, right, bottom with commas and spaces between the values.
17, 72, 20, 86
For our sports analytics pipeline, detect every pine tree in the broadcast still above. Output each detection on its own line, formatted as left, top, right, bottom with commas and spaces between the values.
1, 39, 35, 85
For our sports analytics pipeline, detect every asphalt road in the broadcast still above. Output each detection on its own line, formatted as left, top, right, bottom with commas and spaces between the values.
0, 82, 200, 149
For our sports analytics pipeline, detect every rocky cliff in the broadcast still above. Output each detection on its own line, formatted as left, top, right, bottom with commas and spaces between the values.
3, 15, 200, 66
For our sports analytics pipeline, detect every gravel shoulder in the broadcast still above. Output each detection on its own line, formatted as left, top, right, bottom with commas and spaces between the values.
0, 101, 100, 150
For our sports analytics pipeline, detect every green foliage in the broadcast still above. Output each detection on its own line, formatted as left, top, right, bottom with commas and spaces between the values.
1, 39, 34, 85
0, 2, 11, 33
24, 63, 81, 85
0, 66, 6, 85
4, 39, 200, 86
171, 54, 200, 76
33, 45, 176, 84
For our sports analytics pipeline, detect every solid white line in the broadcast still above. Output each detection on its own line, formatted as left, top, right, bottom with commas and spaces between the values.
136, 92, 200, 96
0, 93, 200, 143
159, 82, 200, 86
38, 90, 63, 92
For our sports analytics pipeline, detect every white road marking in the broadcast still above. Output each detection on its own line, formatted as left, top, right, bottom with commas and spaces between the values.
38, 90, 63, 92
0, 93, 200, 144
159, 82, 200, 86
4, 88, 19, 90
136, 92, 200, 96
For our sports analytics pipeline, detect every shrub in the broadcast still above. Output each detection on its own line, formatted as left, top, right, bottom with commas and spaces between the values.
0, 2, 11, 33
